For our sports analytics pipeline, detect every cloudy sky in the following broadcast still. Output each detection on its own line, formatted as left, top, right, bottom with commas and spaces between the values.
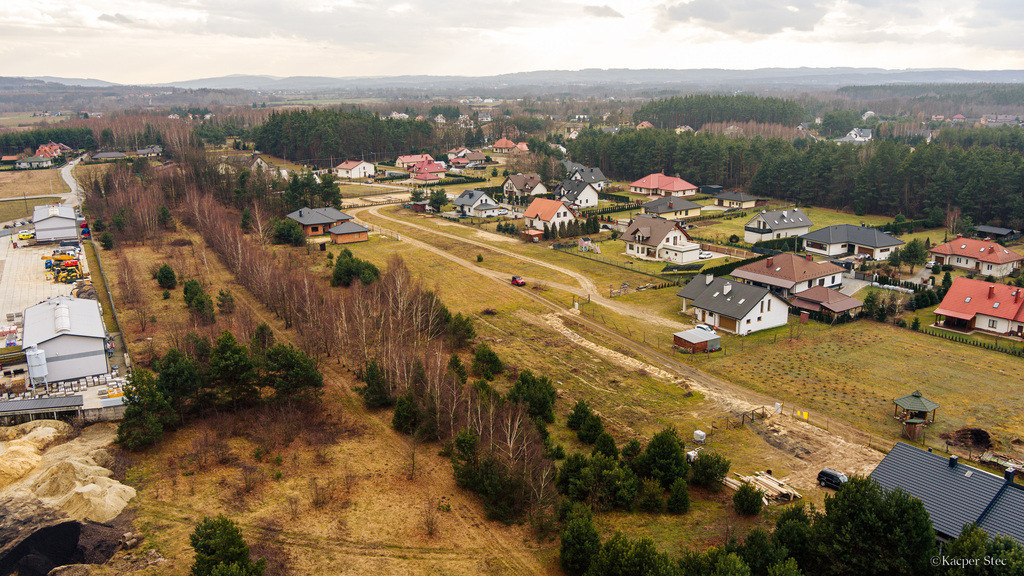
1, 0, 1022, 84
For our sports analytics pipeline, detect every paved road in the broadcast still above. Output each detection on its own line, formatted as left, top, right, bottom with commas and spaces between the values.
59, 157, 85, 207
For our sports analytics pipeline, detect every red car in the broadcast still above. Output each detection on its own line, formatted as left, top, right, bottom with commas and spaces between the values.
511, 275, 526, 286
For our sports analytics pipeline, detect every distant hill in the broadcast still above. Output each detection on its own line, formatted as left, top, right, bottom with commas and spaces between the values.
28, 76, 120, 88
155, 68, 1024, 92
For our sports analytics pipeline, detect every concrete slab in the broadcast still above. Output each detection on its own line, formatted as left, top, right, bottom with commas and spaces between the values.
0, 237, 81, 318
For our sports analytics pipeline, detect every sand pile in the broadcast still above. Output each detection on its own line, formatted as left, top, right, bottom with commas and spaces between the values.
0, 421, 71, 489
0, 422, 135, 524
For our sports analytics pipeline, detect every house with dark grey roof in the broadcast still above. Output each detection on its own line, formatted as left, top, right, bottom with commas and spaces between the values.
554, 180, 598, 209
713, 190, 760, 209
568, 165, 608, 190
975, 225, 1018, 240
801, 224, 904, 259
328, 221, 370, 244
676, 274, 789, 335
743, 209, 812, 244
89, 151, 126, 162
623, 215, 700, 264
837, 128, 873, 143
452, 189, 501, 217
641, 196, 702, 220
286, 207, 353, 236
15, 156, 53, 169
871, 442, 1024, 544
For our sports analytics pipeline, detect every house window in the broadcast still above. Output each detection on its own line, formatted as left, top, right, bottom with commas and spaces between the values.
988, 319, 998, 329
767, 299, 771, 312
987, 264, 992, 270
760, 301, 764, 313
757, 316, 762, 322
746, 319, 751, 324
957, 257, 962, 264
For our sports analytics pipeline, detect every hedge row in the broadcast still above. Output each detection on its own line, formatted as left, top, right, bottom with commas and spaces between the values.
918, 327, 1024, 357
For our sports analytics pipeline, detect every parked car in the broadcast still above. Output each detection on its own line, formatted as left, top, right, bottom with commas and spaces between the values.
18, 231, 35, 240
601, 224, 612, 230
817, 468, 848, 489
497, 209, 508, 216
511, 275, 526, 286
698, 251, 714, 260
695, 324, 716, 334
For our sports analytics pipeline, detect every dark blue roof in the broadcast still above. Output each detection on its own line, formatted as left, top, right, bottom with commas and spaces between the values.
871, 442, 1024, 543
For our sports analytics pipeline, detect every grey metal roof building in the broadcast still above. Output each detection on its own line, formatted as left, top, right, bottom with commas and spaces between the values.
22, 297, 108, 384
976, 225, 1018, 238
715, 190, 759, 203
0, 395, 83, 418
286, 207, 352, 226
746, 209, 812, 231
800, 224, 903, 248
328, 222, 369, 235
871, 442, 1024, 544
32, 204, 79, 242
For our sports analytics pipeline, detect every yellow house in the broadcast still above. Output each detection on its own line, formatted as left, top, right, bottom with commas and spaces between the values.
713, 190, 760, 209
642, 196, 702, 219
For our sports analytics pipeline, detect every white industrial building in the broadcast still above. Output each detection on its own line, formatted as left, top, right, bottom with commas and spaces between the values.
22, 296, 108, 385
32, 204, 79, 242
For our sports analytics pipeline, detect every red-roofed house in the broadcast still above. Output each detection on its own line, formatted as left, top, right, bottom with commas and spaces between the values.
450, 157, 470, 168
413, 172, 442, 182
514, 142, 530, 153
630, 173, 698, 197
334, 160, 375, 179
933, 277, 1024, 338
930, 237, 1023, 278
492, 138, 516, 153
35, 142, 65, 159
636, 121, 655, 130
396, 154, 434, 168
1, 155, 19, 163
412, 162, 446, 177
523, 198, 576, 232
731, 252, 846, 298
447, 146, 469, 159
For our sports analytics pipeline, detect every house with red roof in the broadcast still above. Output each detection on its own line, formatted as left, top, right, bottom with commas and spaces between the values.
636, 121, 655, 130
514, 142, 530, 153
334, 160, 375, 179
411, 162, 446, 177
413, 172, 442, 183
933, 278, 1024, 338
395, 154, 434, 169
629, 173, 698, 197
492, 138, 516, 153
731, 253, 845, 298
523, 197, 576, 232
930, 236, 1023, 278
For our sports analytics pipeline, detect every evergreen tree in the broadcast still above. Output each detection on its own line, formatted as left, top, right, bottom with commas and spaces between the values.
190, 515, 265, 576
208, 331, 258, 409
357, 358, 393, 408
116, 369, 175, 450
560, 515, 601, 576
592, 432, 619, 460
156, 264, 177, 290
263, 343, 323, 403
217, 290, 235, 314
240, 207, 252, 232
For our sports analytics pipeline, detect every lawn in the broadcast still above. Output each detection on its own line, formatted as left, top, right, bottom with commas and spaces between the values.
0, 168, 69, 199
686, 318, 1024, 449
697, 207, 893, 244
0, 112, 70, 128
0, 196, 61, 222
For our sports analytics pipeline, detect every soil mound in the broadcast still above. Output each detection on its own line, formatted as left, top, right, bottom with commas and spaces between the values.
32, 460, 136, 523
0, 421, 72, 489
939, 427, 993, 451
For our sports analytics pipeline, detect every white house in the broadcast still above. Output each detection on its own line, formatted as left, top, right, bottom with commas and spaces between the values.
502, 173, 547, 198
622, 215, 701, 264
32, 204, 79, 242
22, 296, 109, 384
934, 278, 1024, 338
563, 162, 609, 191
15, 156, 53, 169
800, 224, 904, 259
554, 180, 599, 209
677, 275, 789, 335
523, 197, 576, 232
743, 209, 812, 244
929, 237, 1024, 278
837, 128, 873, 143
731, 253, 846, 298
452, 189, 501, 217
334, 160, 375, 179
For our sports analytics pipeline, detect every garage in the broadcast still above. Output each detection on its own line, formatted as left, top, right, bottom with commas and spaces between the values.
719, 317, 737, 331
32, 205, 79, 243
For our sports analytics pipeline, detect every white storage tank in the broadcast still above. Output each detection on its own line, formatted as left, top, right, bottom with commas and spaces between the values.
693, 430, 706, 443
26, 345, 48, 388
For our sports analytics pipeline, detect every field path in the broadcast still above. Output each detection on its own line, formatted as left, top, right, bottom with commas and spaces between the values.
355, 205, 689, 332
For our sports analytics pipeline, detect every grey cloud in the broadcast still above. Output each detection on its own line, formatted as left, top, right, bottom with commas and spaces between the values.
98, 13, 134, 25
583, 5, 624, 18
659, 0, 829, 35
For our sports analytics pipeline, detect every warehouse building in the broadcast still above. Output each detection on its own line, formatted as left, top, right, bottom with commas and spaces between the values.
32, 204, 79, 242
22, 296, 108, 384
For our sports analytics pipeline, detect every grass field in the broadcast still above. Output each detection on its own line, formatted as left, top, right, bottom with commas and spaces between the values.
686, 318, 1024, 448
697, 207, 893, 243
0, 168, 69, 199
0, 196, 61, 222
0, 112, 70, 128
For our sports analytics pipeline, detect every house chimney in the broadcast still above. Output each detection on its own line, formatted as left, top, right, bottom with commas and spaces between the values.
949, 455, 958, 468
989, 246, 995, 253
1015, 290, 1021, 304
705, 274, 713, 285
989, 285, 996, 298
724, 282, 732, 295
766, 257, 774, 268
1006, 467, 1016, 484
956, 234, 963, 239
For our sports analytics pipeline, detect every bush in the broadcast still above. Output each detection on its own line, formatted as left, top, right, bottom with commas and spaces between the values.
190, 515, 266, 576
560, 516, 601, 576
156, 264, 177, 289
272, 219, 306, 246
691, 451, 731, 490
163, 290, 170, 300
636, 479, 664, 512
391, 393, 419, 434
471, 342, 504, 380
592, 432, 619, 460
577, 412, 604, 444
476, 254, 484, 262
356, 359, 393, 409
566, 400, 592, 431
99, 231, 114, 250
733, 482, 764, 516
666, 478, 691, 513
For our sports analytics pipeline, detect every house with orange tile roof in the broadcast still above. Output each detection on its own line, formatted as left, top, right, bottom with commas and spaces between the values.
492, 138, 516, 153
636, 121, 655, 129
934, 278, 1024, 338
523, 197, 576, 232
514, 142, 530, 153
334, 160, 375, 179
396, 154, 434, 168
929, 236, 1023, 278
629, 173, 698, 197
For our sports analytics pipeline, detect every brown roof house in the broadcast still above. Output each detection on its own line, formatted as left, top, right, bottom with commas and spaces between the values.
731, 253, 845, 298
502, 173, 547, 199
622, 214, 700, 264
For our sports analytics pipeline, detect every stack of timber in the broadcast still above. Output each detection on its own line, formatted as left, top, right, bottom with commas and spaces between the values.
722, 471, 802, 506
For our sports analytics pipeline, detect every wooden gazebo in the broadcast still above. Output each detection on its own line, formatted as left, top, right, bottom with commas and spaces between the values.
893, 391, 939, 440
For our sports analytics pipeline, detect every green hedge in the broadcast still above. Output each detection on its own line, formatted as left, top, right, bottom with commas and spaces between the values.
918, 327, 1024, 357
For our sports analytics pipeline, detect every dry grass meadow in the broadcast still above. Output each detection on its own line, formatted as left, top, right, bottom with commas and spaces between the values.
0, 167, 69, 198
